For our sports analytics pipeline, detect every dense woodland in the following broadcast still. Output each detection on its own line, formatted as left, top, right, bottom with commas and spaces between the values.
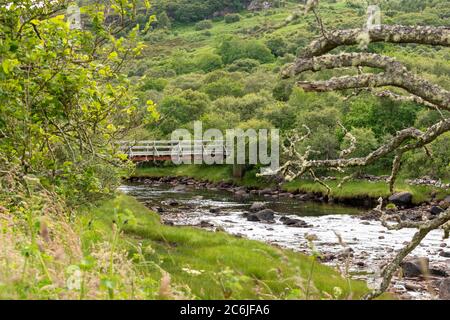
0, 0, 449, 301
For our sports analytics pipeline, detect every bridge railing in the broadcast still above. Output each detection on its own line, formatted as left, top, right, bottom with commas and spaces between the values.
117, 140, 230, 159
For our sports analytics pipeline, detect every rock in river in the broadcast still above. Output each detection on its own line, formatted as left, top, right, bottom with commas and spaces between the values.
400, 257, 429, 277
173, 184, 187, 191
279, 216, 311, 228
439, 278, 450, 300
162, 199, 179, 206
249, 202, 266, 212
246, 209, 276, 222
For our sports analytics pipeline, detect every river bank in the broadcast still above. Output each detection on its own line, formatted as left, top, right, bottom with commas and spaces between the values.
121, 173, 450, 300
96, 194, 379, 299
132, 165, 449, 208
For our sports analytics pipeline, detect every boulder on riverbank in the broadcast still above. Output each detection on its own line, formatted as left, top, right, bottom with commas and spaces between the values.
389, 192, 413, 206
430, 206, 444, 215
200, 220, 215, 228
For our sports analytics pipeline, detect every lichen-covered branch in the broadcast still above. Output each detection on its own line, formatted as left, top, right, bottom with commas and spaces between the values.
375, 90, 440, 111
283, 52, 450, 109
364, 207, 450, 300
275, 118, 450, 186
299, 25, 450, 59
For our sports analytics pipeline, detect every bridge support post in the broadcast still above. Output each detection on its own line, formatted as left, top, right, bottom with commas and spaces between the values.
232, 164, 245, 179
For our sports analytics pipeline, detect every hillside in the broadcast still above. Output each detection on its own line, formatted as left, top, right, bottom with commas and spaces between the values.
127, 0, 450, 180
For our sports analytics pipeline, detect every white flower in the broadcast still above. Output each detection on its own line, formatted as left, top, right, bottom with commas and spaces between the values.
182, 267, 204, 276
66, 266, 82, 291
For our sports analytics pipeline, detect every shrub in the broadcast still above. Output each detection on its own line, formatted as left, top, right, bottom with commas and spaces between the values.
158, 90, 210, 135
265, 35, 289, 57
244, 71, 277, 94
201, 111, 240, 130
272, 80, 294, 101
258, 102, 297, 130
167, 73, 205, 91
156, 11, 171, 29
167, 50, 196, 75
212, 93, 271, 121
140, 78, 168, 92
224, 14, 241, 23
195, 53, 223, 72
195, 20, 213, 30
202, 78, 244, 100
218, 38, 275, 64
227, 58, 260, 72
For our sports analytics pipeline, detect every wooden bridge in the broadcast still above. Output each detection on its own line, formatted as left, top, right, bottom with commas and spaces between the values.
118, 140, 230, 162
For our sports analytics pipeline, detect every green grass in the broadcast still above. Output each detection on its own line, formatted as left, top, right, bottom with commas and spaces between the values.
282, 180, 447, 205
134, 165, 275, 189
133, 165, 446, 205
85, 194, 389, 300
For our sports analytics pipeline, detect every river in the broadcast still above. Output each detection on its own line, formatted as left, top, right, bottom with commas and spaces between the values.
119, 181, 449, 299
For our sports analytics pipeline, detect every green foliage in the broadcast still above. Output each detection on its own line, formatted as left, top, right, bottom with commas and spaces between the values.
168, 73, 205, 91
195, 53, 223, 72
341, 128, 379, 158
224, 13, 241, 23
212, 93, 271, 121
202, 78, 245, 100
167, 49, 197, 75
258, 102, 297, 130
273, 80, 294, 101
227, 58, 260, 72
295, 107, 342, 160
195, 20, 214, 31
0, 0, 153, 206
218, 38, 275, 64
134, 0, 447, 182
141, 78, 169, 92
243, 70, 277, 94
403, 132, 450, 179
156, 11, 172, 29
201, 111, 240, 131
343, 95, 420, 138
158, 90, 210, 135
164, 0, 248, 23
265, 35, 289, 57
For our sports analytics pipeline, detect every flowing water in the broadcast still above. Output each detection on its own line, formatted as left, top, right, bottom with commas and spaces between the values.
119, 182, 449, 298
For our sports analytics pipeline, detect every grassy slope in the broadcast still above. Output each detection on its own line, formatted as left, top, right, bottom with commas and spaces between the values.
87, 194, 385, 299
133, 165, 447, 205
